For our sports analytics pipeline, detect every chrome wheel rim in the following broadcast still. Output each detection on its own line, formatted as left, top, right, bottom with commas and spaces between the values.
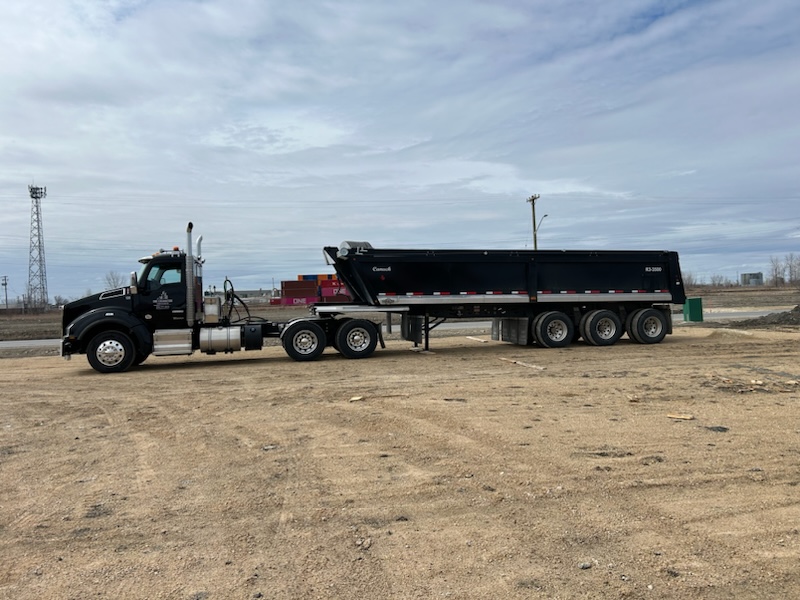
96, 339, 126, 367
547, 320, 569, 342
292, 331, 319, 355
595, 318, 617, 340
345, 328, 370, 351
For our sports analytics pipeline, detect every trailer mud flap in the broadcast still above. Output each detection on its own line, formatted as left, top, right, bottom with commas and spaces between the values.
499, 318, 531, 345
401, 315, 423, 344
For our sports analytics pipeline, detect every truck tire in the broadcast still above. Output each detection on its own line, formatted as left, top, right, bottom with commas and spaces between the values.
581, 310, 623, 346
630, 308, 667, 344
625, 310, 641, 342
533, 311, 574, 348
87, 331, 137, 373
335, 319, 378, 359
282, 321, 327, 361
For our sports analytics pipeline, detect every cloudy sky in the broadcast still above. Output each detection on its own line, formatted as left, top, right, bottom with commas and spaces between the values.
1, 0, 798, 300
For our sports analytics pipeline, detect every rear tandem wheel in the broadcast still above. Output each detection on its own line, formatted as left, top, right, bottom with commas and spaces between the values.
532, 311, 574, 348
335, 319, 379, 359
580, 309, 623, 346
282, 321, 327, 361
629, 308, 668, 344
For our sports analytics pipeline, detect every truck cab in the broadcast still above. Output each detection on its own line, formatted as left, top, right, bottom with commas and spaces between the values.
61, 224, 206, 373
61, 248, 195, 372
135, 250, 190, 330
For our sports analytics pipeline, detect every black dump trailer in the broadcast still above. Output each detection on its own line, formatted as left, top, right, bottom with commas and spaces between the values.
318, 242, 686, 350
61, 223, 686, 373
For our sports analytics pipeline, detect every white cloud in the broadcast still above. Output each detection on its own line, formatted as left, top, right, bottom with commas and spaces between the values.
0, 0, 798, 297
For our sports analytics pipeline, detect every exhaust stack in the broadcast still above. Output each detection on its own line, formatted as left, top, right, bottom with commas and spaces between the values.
186, 222, 195, 327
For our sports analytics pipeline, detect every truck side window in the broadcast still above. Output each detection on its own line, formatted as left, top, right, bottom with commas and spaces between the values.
146, 265, 183, 289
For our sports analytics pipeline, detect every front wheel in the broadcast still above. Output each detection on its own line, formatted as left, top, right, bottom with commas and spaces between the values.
335, 319, 378, 359
87, 331, 136, 373
282, 321, 327, 361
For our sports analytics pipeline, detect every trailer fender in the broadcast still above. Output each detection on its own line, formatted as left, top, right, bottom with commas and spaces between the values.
63, 308, 153, 355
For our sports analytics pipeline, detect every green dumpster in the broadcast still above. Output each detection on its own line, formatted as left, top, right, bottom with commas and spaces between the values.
683, 297, 703, 322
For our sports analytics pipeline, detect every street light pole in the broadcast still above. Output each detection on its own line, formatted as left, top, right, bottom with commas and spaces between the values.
1, 276, 7, 310
527, 194, 540, 250
537, 214, 549, 248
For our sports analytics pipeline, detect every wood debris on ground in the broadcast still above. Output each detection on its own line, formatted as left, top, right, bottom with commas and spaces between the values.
499, 357, 546, 370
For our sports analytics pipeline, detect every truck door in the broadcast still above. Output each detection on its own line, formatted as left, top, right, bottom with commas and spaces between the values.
136, 261, 187, 330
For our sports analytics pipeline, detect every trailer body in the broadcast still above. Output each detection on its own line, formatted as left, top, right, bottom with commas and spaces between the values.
326, 243, 684, 313
319, 242, 684, 349
61, 224, 686, 373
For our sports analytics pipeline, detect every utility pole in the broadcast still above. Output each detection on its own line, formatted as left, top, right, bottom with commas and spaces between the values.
527, 194, 540, 250
1, 276, 7, 310
27, 185, 49, 310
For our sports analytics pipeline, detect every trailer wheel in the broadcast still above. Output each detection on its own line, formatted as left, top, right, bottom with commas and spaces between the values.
625, 310, 645, 342
533, 311, 574, 348
283, 321, 327, 361
87, 331, 136, 373
335, 319, 378, 359
581, 310, 623, 346
631, 308, 667, 344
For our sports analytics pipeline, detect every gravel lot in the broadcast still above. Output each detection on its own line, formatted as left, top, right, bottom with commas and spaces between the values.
1, 288, 799, 599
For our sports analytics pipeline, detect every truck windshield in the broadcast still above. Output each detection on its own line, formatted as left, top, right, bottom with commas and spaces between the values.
136, 263, 149, 288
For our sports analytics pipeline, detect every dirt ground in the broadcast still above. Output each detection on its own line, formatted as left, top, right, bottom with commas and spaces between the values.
2, 293, 800, 599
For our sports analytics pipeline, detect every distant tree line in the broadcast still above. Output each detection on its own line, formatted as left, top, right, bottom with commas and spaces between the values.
769, 253, 800, 287
683, 253, 800, 288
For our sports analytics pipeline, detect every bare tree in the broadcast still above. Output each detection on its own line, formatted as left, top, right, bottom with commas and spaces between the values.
793, 255, 800, 287
768, 256, 785, 286
785, 253, 798, 285
709, 274, 731, 287
103, 271, 127, 289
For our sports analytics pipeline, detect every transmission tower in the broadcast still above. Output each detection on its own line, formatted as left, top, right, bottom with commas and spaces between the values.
27, 185, 49, 309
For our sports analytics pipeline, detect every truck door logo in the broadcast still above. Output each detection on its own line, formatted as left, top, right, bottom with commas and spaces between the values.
154, 291, 173, 310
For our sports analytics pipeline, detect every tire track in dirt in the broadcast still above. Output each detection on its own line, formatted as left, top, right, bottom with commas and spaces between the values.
3, 328, 800, 598
279, 334, 800, 595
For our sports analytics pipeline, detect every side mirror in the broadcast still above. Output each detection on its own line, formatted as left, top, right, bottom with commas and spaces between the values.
129, 271, 139, 295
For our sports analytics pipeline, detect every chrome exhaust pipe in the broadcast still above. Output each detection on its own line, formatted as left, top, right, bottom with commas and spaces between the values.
186, 222, 195, 327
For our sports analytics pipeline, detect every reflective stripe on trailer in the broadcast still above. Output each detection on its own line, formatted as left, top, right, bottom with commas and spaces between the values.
536, 291, 674, 302
377, 293, 532, 305
376, 290, 674, 305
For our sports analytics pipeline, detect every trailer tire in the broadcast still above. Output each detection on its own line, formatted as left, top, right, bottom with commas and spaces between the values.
631, 308, 667, 344
581, 309, 623, 346
533, 311, 574, 348
335, 319, 378, 359
283, 321, 327, 361
625, 309, 644, 343
87, 331, 137, 373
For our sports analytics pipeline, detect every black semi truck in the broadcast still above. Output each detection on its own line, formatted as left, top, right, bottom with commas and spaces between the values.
61, 223, 686, 373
